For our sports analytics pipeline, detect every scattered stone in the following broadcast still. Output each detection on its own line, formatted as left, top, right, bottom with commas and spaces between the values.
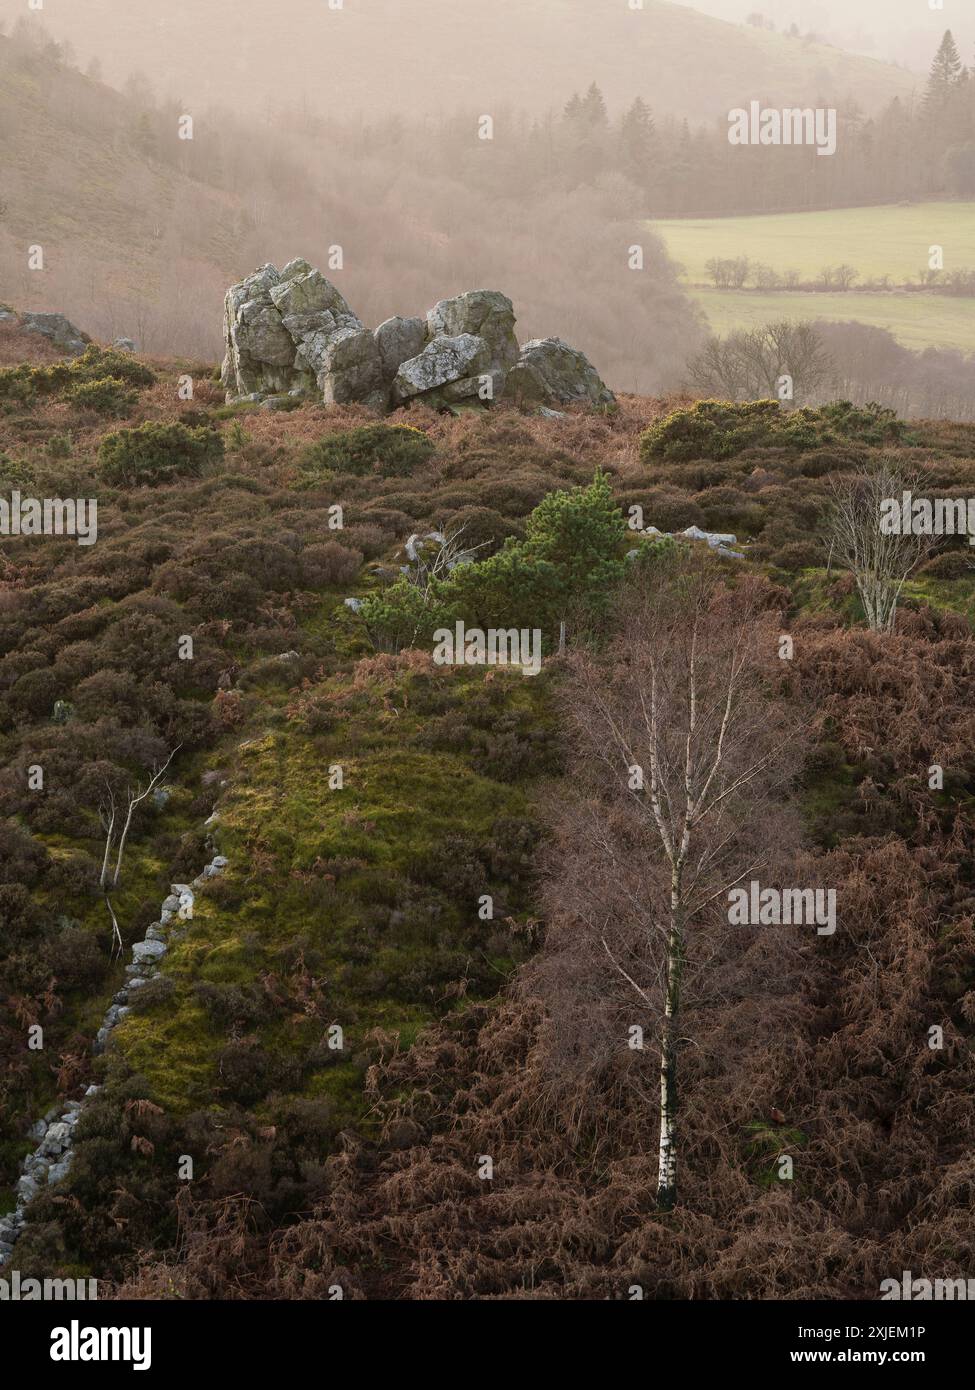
132, 939, 168, 966
8, 822, 227, 1248
113, 337, 137, 352
16, 1175, 39, 1204
47, 1157, 72, 1185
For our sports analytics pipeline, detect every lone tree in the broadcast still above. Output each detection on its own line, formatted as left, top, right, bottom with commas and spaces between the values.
554, 557, 804, 1210
826, 461, 932, 632
924, 31, 964, 112
99, 747, 180, 955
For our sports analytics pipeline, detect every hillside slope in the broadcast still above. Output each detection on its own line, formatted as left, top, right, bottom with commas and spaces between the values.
0, 34, 703, 389
5, 0, 918, 121
1, 331, 974, 1297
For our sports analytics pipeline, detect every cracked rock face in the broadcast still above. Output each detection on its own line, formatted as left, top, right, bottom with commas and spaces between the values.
221, 261, 369, 403
221, 262, 614, 414
374, 315, 427, 385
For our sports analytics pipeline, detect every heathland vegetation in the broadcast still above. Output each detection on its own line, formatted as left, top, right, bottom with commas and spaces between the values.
2, 308, 975, 1295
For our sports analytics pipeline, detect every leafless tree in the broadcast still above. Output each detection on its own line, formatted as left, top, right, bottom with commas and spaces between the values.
826, 461, 933, 632
99, 746, 180, 956
402, 522, 490, 600
687, 320, 832, 404
553, 558, 804, 1210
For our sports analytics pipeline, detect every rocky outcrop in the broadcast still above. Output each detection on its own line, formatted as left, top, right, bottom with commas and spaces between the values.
4, 311, 90, 356
221, 262, 614, 414
0, 842, 229, 1268
221, 259, 386, 409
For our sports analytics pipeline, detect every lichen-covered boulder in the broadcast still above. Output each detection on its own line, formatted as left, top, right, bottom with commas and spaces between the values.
270, 269, 359, 324
503, 337, 615, 407
393, 333, 491, 404
426, 290, 519, 371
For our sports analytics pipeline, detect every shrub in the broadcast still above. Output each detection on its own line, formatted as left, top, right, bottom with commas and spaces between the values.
641, 399, 911, 464
99, 422, 224, 486
359, 471, 628, 650
68, 345, 156, 389
443, 505, 523, 556
300, 541, 363, 587
65, 375, 137, 416
641, 400, 783, 462
301, 424, 435, 481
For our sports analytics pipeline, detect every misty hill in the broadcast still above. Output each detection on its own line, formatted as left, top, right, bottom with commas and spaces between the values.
4, 0, 917, 123
0, 31, 704, 389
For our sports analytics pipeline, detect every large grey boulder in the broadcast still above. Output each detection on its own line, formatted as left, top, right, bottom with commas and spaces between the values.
18, 312, 89, 356
504, 337, 615, 408
393, 333, 491, 404
426, 291, 519, 370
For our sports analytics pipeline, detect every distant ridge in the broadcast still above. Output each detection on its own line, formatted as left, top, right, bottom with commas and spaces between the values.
0, 0, 918, 123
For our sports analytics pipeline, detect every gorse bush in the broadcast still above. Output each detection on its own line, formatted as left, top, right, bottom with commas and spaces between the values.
300, 423, 435, 481
641, 398, 911, 463
0, 345, 155, 408
65, 375, 138, 417
99, 421, 225, 485
69, 345, 157, 389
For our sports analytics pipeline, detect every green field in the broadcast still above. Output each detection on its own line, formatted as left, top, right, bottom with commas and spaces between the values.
690, 287, 975, 352
655, 203, 975, 351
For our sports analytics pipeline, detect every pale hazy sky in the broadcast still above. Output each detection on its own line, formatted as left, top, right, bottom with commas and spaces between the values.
670, 0, 974, 69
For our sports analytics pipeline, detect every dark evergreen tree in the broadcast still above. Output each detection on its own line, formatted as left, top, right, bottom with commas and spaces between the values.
924, 30, 963, 111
